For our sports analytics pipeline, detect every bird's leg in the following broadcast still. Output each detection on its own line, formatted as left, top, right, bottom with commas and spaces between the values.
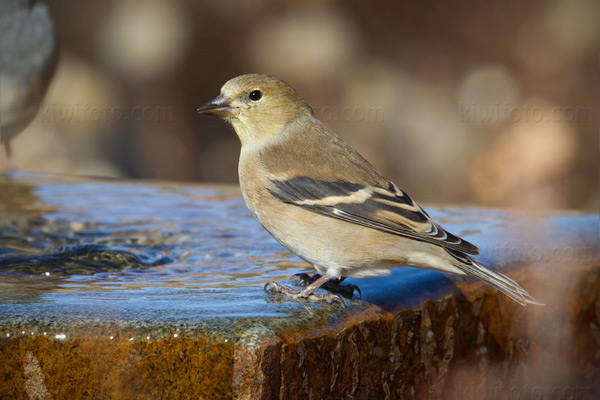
265, 272, 345, 307
292, 273, 362, 299
298, 272, 332, 297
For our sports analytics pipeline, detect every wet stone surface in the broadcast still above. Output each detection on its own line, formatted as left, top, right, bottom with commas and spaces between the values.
0, 173, 598, 399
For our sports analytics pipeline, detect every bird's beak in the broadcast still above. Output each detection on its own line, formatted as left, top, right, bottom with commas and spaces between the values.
197, 94, 238, 118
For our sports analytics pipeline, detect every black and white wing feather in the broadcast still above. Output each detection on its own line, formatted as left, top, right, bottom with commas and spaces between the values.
268, 177, 479, 255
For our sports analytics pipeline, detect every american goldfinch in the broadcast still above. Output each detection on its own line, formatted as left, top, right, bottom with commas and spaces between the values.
197, 74, 542, 307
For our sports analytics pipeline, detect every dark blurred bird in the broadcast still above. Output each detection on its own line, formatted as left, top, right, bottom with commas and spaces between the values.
0, 0, 58, 170
198, 74, 543, 307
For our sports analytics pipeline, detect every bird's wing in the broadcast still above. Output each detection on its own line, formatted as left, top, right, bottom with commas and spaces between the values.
268, 176, 479, 255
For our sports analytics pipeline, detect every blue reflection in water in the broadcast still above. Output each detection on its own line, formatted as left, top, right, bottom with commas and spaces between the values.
1, 175, 597, 325
0, 178, 311, 320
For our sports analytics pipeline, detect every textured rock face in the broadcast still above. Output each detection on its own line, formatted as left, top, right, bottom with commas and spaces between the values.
234, 268, 599, 399
4, 272, 597, 399
0, 174, 598, 399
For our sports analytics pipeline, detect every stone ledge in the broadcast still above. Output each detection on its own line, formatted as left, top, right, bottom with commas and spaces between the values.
232, 266, 599, 399
2, 265, 598, 399
1, 173, 598, 399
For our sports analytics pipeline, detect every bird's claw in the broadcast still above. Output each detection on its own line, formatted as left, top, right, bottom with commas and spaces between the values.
341, 284, 362, 299
264, 281, 345, 308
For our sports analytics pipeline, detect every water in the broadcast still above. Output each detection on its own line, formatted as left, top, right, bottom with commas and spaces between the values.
1, 172, 598, 339
1, 174, 305, 323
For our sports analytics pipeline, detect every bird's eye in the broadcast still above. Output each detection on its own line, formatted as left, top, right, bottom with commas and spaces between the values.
249, 90, 263, 102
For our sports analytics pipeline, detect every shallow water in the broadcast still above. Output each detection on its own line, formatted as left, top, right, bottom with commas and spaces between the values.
1, 173, 306, 322
1, 173, 598, 338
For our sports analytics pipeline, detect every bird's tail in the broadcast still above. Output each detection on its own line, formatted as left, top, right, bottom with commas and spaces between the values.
447, 249, 544, 306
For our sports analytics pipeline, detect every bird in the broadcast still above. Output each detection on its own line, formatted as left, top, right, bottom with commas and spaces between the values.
0, 0, 58, 171
197, 73, 542, 307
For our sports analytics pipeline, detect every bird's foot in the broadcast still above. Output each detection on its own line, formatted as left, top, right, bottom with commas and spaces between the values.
291, 273, 362, 299
264, 281, 345, 308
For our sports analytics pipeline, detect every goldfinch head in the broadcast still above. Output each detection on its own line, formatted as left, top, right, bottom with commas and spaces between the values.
197, 74, 313, 147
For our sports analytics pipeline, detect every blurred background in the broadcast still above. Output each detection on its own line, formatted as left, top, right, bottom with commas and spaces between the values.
4, 0, 598, 211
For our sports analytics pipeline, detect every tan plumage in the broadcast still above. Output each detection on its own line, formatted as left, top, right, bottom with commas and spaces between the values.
198, 73, 542, 306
